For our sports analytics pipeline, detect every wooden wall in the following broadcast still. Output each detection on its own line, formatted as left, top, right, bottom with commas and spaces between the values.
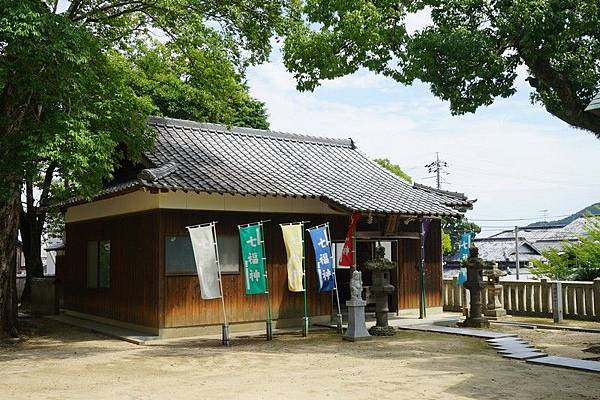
61, 211, 160, 328
159, 210, 349, 328
61, 207, 444, 330
397, 219, 443, 309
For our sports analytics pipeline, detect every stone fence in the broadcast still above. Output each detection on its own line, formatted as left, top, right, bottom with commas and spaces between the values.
443, 277, 600, 321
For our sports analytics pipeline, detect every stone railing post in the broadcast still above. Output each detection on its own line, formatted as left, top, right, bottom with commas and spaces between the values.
594, 278, 600, 320
551, 281, 563, 324
452, 276, 461, 311
541, 278, 550, 314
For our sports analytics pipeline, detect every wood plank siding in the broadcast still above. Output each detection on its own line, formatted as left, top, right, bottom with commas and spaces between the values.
397, 220, 443, 309
61, 211, 160, 328
159, 211, 348, 328
61, 208, 443, 330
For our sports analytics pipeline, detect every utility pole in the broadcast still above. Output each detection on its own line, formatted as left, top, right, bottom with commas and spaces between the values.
514, 226, 520, 280
425, 152, 449, 190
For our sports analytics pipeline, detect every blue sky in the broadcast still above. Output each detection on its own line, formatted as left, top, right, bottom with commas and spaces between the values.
246, 51, 600, 236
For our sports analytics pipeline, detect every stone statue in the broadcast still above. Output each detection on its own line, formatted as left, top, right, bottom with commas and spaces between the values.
350, 270, 363, 301
343, 270, 371, 341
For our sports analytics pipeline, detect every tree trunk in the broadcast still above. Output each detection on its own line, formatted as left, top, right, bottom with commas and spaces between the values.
0, 189, 20, 339
19, 214, 44, 304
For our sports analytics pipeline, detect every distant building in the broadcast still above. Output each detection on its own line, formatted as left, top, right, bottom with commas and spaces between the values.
585, 91, 600, 116
467, 217, 591, 279
16, 240, 25, 276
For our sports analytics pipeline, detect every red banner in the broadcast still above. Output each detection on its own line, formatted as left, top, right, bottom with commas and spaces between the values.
338, 212, 361, 267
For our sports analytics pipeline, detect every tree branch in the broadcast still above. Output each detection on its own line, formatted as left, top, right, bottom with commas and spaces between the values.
38, 163, 56, 211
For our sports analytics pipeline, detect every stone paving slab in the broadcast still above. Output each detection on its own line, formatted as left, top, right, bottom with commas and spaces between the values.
486, 337, 528, 344
502, 351, 548, 360
497, 347, 538, 355
490, 342, 535, 351
397, 324, 517, 339
527, 356, 600, 373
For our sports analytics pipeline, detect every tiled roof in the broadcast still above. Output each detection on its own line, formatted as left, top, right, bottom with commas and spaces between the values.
473, 238, 543, 262
412, 183, 475, 208
66, 117, 471, 216
478, 217, 590, 255
585, 91, 600, 113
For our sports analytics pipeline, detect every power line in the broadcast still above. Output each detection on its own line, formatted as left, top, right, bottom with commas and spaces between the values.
470, 214, 571, 222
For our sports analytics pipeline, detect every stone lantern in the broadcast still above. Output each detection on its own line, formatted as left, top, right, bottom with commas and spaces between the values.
483, 263, 507, 318
364, 246, 396, 336
459, 246, 491, 328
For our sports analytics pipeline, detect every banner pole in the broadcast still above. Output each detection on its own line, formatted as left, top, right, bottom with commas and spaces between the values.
260, 222, 273, 340
212, 222, 229, 346
301, 222, 309, 337
419, 218, 427, 319
326, 224, 343, 334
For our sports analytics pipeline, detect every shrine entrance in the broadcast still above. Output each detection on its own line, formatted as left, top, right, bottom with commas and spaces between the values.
333, 240, 399, 314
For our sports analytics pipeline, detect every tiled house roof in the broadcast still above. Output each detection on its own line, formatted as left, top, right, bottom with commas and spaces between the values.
473, 238, 543, 263
585, 91, 600, 114
68, 117, 473, 216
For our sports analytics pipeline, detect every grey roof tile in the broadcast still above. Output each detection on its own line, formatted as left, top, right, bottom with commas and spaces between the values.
65, 117, 472, 216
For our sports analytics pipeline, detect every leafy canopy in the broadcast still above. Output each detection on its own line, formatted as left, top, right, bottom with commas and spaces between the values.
1, 0, 285, 196
530, 214, 600, 281
0, 1, 153, 198
283, 0, 600, 138
126, 41, 269, 130
374, 158, 412, 183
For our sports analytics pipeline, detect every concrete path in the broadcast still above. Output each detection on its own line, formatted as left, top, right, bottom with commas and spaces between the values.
393, 314, 600, 374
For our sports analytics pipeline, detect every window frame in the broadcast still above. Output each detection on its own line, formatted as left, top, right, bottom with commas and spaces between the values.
86, 239, 111, 289
164, 234, 241, 276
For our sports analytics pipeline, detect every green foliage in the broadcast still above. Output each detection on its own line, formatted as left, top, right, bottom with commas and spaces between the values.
374, 158, 412, 183
442, 230, 452, 255
0, 2, 154, 199
126, 41, 269, 129
530, 214, 600, 281
442, 217, 481, 255
283, 0, 600, 137
530, 248, 574, 281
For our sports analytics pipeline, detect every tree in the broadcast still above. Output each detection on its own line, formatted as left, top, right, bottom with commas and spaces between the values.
283, 1, 600, 138
530, 214, 600, 281
17, 39, 270, 304
126, 41, 269, 129
441, 230, 452, 255
374, 158, 412, 183
442, 218, 481, 255
0, 0, 285, 338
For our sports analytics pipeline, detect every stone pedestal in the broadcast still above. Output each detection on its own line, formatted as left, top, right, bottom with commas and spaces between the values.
484, 284, 507, 318
484, 263, 507, 319
343, 299, 371, 341
31, 277, 58, 316
368, 270, 396, 336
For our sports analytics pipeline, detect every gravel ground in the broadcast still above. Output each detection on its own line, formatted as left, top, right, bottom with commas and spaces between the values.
1, 318, 600, 400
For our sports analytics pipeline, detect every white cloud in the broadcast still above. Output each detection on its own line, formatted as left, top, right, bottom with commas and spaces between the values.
247, 58, 600, 236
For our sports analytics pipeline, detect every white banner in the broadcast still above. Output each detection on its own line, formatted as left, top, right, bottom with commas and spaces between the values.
188, 224, 221, 299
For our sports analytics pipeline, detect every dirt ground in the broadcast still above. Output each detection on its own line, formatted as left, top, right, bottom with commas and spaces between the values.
1, 318, 600, 400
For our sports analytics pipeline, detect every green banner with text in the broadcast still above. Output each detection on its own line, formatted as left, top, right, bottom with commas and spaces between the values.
239, 224, 267, 295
